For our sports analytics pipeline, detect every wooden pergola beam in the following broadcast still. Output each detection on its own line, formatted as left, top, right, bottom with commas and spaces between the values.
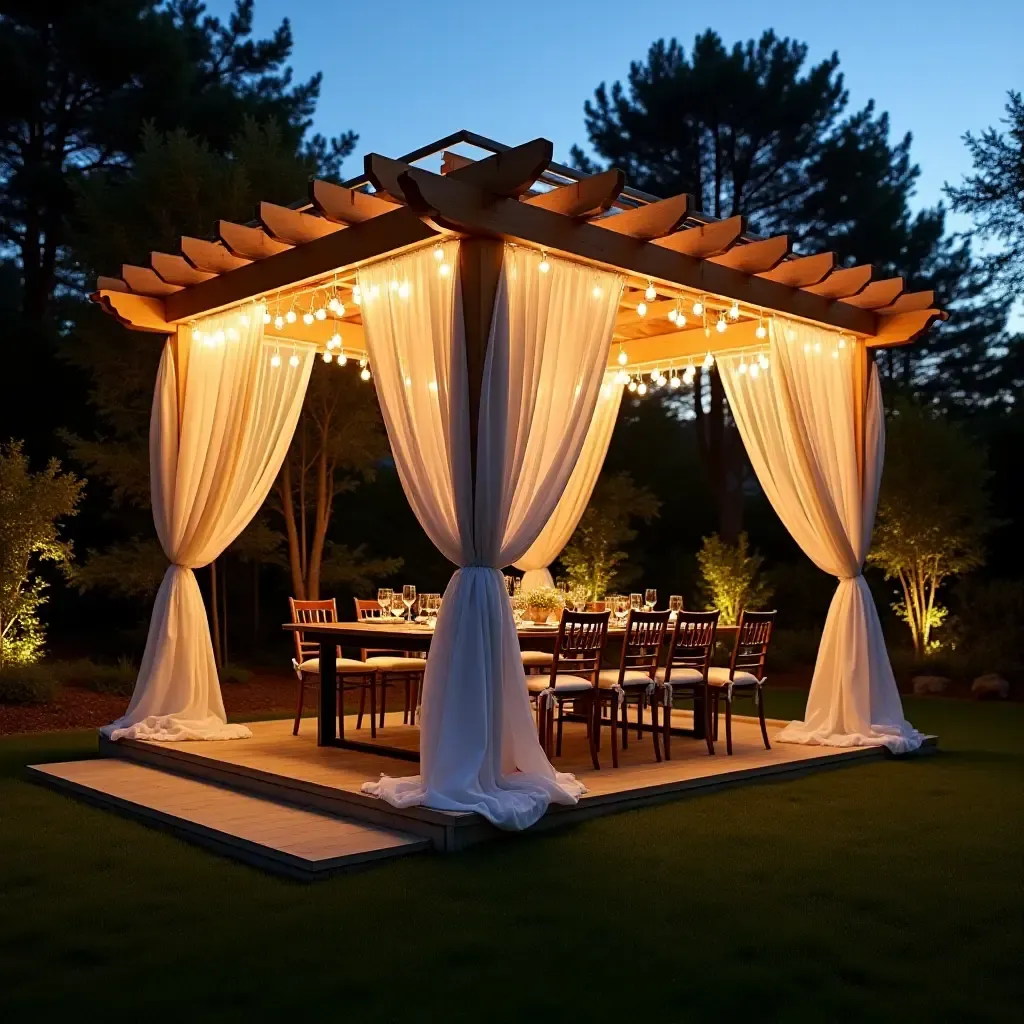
653, 215, 744, 258
181, 237, 251, 273
218, 221, 291, 260
841, 277, 904, 309
122, 265, 182, 297
165, 207, 438, 322
259, 202, 344, 244
758, 251, 835, 287
309, 179, 401, 224
445, 137, 554, 197
870, 309, 948, 348
709, 235, 789, 273
877, 290, 935, 314
523, 168, 625, 218
592, 193, 692, 240
394, 164, 877, 336
93, 290, 172, 333
151, 252, 216, 287
804, 264, 872, 298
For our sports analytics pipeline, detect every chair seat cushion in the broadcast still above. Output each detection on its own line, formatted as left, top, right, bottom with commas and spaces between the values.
707, 667, 761, 687
526, 674, 593, 694
364, 656, 427, 672
521, 650, 554, 666
597, 668, 654, 688
297, 657, 375, 675
655, 666, 705, 685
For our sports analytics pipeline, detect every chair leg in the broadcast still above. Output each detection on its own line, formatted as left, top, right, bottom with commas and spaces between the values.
650, 698, 662, 762
356, 685, 366, 731
636, 698, 643, 740
703, 686, 715, 756
713, 693, 720, 740
379, 676, 387, 729
588, 694, 600, 770
293, 679, 304, 736
369, 675, 377, 739
556, 701, 564, 757
725, 696, 733, 755
622, 696, 629, 750
610, 697, 619, 768
537, 697, 546, 749
758, 686, 770, 749
594, 699, 602, 751
547, 701, 556, 755
662, 692, 672, 761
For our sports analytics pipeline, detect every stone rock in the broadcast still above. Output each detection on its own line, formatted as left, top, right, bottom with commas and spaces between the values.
971, 673, 1009, 699
912, 675, 950, 696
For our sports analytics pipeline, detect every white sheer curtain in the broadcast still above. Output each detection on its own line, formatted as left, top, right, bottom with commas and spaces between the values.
358, 242, 623, 829
718, 319, 922, 753
104, 304, 315, 741
514, 368, 622, 591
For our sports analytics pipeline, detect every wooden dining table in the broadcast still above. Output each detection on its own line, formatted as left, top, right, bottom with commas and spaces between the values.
282, 618, 738, 759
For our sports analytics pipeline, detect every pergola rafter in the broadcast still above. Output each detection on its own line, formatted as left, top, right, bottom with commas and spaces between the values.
90, 131, 947, 355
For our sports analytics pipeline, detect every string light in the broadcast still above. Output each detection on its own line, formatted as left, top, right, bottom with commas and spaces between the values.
729, 300, 740, 320
749, 362, 760, 379
288, 352, 300, 368
627, 379, 638, 393
239, 313, 250, 328
759, 352, 770, 370
813, 340, 822, 354
716, 312, 728, 334
273, 314, 284, 331
838, 336, 847, 349
645, 281, 657, 302
755, 318, 767, 340
667, 308, 677, 324
270, 351, 281, 369
390, 279, 399, 293
323, 351, 333, 363
615, 369, 629, 386
592, 285, 603, 299
328, 295, 344, 315
360, 366, 371, 381
398, 280, 411, 299
428, 380, 438, 392
539, 252, 550, 274
738, 357, 748, 375
438, 262, 451, 277
336, 350, 347, 366
315, 307, 327, 321
693, 298, 704, 316
285, 309, 297, 324
302, 311, 314, 325
683, 364, 696, 386
617, 348, 628, 366
328, 332, 341, 349
703, 351, 714, 370
655, 370, 667, 387
669, 371, 681, 389
226, 327, 239, 342
263, 310, 271, 325
433, 244, 445, 262
637, 380, 648, 396
636, 301, 647, 318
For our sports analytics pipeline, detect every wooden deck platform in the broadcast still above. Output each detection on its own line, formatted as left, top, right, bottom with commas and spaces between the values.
28, 759, 429, 880
91, 710, 934, 854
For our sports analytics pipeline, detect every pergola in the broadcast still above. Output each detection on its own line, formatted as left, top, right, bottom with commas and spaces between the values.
92, 131, 944, 830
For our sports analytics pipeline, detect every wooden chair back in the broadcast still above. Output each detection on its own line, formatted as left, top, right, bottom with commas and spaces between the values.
354, 598, 383, 620
618, 609, 670, 680
289, 597, 338, 666
729, 610, 776, 681
353, 597, 409, 660
664, 610, 720, 681
549, 610, 610, 684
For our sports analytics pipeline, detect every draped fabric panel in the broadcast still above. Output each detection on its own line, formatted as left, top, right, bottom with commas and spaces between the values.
514, 368, 622, 591
104, 305, 315, 741
718, 320, 922, 753
358, 243, 623, 828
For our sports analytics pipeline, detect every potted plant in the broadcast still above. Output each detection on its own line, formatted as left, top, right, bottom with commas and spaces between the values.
522, 587, 564, 624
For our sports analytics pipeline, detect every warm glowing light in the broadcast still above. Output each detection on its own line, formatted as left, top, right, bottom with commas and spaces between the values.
398, 280, 411, 299
438, 262, 451, 277
683, 365, 696, 385
803, 342, 811, 354
360, 366, 372, 381
270, 352, 281, 368
656, 373, 667, 387
636, 302, 647, 317
328, 332, 341, 349
831, 349, 840, 360
263, 311, 271, 325
702, 351, 714, 370
433, 244, 445, 262
838, 337, 847, 349
404, 375, 412, 387
274, 315, 284, 330
353, 285, 362, 305
615, 369, 629, 386
627, 379, 638, 393
336, 351, 347, 366
286, 309, 297, 324
813, 341, 822, 354
288, 353, 300, 368
302, 311, 314, 325
617, 349, 628, 366
323, 351, 333, 363
669, 373, 681, 389
759, 353, 770, 370
738, 358, 748, 375
538, 255, 550, 274
667, 309, 677, 324
755, 322, 767, 340
729, 301, 740, 320
328, 296, 343, 314
226, 327, 239, 342
592, 285, 603, 299
239, 314, 250, 328
693, 299, 704, 316
645, 282, 657, 302
749, 362, 760, 379
315, 308, 327, 321
428, 380, 438, 392
716, 313, 727, 334
637, 381, 648, 396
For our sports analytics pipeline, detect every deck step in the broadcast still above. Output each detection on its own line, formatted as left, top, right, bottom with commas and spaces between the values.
28, 760, 430, 880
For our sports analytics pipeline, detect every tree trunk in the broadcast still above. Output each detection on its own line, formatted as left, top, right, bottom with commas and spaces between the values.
209, 560, 223, 669
279, 460, 305, 599
307, 443, 331, 601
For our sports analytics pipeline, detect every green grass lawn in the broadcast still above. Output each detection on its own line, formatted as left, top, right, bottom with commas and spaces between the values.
1, 694, 1021, 1022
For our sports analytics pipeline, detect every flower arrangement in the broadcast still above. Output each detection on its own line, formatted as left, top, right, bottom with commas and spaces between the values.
522, 586, 564, 624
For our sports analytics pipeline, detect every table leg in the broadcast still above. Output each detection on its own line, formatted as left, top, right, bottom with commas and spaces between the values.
692, 688, 706, 739
318, 639, 337, 747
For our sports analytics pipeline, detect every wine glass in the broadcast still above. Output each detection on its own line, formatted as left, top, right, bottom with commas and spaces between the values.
402, 584, 417, 621
390, 593, 405, 619
630, 593, 642, 612
614, 594, 630, 625
645, 588, 657, 611
669, 594, 683, 618
377, 587, 392, 616
570, 585, 588, 613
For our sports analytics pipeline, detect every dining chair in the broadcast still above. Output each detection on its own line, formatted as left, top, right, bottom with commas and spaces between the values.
528, 610, 609, 769
655, 610, 720, 758
595, 609, 669, 767
288, 598, 377, 737
707, 609, 776, 755
353, 598, 427, 727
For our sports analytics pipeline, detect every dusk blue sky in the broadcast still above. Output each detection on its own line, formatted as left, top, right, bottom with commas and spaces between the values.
212, 0, 1021, 229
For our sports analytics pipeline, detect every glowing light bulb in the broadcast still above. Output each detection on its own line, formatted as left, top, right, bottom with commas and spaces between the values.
404, 376, 412, 387
438, 262, 451, 277
359, 355, 367, 368
286, 309, 297, 324
433, 244, 445, 262
615, 370, 629, 386
315, 308, 327, 321
755, 323, 767, 340
538, 256, 550, 274
389, 280, 399, 292
716, 314, 727, 334
749, 362, 760, 379
656, 373, 667, 387
831, 349, 840, 360
225, 327, 238, 342
289, 353, 300, 368
333, 302, 345, 317
637, 381, 648, 396
803, 342, 811, 354
353, 286, 362, 306
369, 285, 380, 299
669, 373, 681, 389
398, 281, 411, 299
302, 311, 314, 326
838, 337, 847, 349
592, 285, 603, 299
738, 358, 748, 375
667, 309, 677, 324
627, 379, 638, 393
617, 349, 628, 366
428, 380, 438, 392
239, 314, 250, 328
729, 301, 740, 320
759, 353, 770, 370
263, 311, 271, 325
360, 366, 371, 381
636, 302, 647, 318
270, 353, 281, 368
645, 282, 657, 302
683, 366, 695, 385
703, 351, 714, 370
813, 341, 822, 354
273, 315, 284, 330
336, 351, 347, 366
323, 351, 333, 363
328, 296, 342, 314
693, 299, 704, 316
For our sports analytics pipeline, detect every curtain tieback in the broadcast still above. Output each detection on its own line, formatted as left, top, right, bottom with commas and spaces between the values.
837, 570, 864, 581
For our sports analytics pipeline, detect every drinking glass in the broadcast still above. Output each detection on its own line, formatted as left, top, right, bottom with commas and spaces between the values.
614, 595, 630, 625
630, 593, 643, 611
669, 595, 683, 616
570, 585, 588, 613
644, 588, 657, 610
402, 584, 417, 621
377, 587, 392, 616
390, 593, 405, 619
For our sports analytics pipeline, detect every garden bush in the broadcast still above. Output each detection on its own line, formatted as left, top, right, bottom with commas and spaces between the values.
220, 663, 253, 684
0, 663, 59, 704
53, 657, 137, 696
